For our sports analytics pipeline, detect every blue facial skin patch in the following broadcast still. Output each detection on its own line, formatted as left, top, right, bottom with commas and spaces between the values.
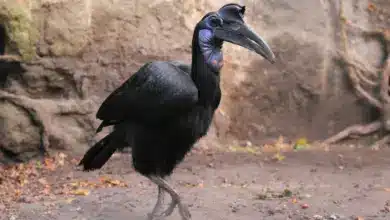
198, 29, 223, 73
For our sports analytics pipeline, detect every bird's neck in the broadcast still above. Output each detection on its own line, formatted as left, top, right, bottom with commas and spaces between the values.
190, 26, 221, 104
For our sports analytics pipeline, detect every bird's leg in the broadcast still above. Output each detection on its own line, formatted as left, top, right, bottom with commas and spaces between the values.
148, 176, 191, 220
160, 196, 177, 217
147, 186, 165, 220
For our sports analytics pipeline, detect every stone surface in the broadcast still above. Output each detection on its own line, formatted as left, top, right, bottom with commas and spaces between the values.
0, 0, 39, 61
0, 100, 40, 154
0, 0, 389, 160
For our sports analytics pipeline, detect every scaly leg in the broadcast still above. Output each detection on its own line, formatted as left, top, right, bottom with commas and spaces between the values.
160, 197, 177, 217
147, 186, 165, 220
148, 176, 191, 220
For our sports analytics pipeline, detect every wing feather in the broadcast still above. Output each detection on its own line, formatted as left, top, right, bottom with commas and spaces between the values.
96, 61, 198, 124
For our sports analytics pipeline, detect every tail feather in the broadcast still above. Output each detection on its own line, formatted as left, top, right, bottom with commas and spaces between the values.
78, 132, 119, 171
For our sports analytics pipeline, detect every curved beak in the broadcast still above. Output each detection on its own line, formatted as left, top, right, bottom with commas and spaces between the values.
214, 22, 276, 63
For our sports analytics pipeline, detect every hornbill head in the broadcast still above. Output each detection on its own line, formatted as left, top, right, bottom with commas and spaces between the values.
197, 3, 275, 65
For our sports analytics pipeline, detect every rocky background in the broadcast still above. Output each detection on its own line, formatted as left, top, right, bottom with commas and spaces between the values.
0, 0, 389, 162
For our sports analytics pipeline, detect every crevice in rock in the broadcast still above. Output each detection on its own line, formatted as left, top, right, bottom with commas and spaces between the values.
0, 24, 26, 88
0, 24, 5, 55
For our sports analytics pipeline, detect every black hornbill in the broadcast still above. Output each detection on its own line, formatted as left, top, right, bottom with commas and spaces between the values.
78, 3, 275, 220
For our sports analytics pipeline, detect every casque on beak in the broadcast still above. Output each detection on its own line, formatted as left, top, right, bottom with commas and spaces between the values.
213, 20, 276, 64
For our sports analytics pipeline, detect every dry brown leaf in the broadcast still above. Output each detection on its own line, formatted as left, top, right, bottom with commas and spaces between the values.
14, 189, 21, 197
44, 158, 56, 171
69, 182, 79, 187
109, 179, 122, 185
367, 2, 376, 12
99, 177, 127, 187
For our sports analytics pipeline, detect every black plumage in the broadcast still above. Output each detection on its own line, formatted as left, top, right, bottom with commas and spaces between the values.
79, 3, 275, 220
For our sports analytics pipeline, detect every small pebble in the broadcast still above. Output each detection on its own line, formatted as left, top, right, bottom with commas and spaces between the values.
17, 195, 33, 203
313, 214, 324, 220
304, 194, 312, 198
301, 203, 309, 209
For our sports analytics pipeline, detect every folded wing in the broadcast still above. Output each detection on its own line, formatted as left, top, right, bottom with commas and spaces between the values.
96, 61, 198, 126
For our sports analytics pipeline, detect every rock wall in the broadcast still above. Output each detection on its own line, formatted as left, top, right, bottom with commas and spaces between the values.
0, 0, 389, 161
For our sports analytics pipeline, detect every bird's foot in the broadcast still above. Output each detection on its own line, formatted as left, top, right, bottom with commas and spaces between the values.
160, 200, 177, 217
160, 199, 190, 220
147, 213, 163, 220
177, 202, 191, 220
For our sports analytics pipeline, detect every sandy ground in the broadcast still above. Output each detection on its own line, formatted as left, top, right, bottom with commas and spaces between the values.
2, 146, 390, 220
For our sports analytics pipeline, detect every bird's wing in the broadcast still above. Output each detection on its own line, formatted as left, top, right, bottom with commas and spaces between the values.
96, 61, 198, 124
167, 61, 191, 74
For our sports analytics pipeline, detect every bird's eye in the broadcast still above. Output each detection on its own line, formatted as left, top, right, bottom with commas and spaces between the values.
210, 16, 223, 27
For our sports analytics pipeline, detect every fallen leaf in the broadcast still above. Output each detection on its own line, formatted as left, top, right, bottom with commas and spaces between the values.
106, 179, 121, 185
14, 189, 21, 197
272, 152, 285, 161
70, 189, 90, 196
384, 188, 390, 192
228, 145, 260, 155
44, 158, 56, 171
36, 161, 42, 169
294, 137, 310, 150
292, 198, 298, 203
367, 2, 376, 12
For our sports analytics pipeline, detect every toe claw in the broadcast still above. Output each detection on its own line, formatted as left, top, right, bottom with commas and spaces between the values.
160, 200, 177, 217
147, 213, 154, 220
178, 203, 191, 220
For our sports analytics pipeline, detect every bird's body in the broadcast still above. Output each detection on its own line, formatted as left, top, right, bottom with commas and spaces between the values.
79, 3, 275, 220
113, 61, 220, 178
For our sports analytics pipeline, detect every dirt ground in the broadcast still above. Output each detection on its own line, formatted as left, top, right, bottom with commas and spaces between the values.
2, 145, 390, 220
